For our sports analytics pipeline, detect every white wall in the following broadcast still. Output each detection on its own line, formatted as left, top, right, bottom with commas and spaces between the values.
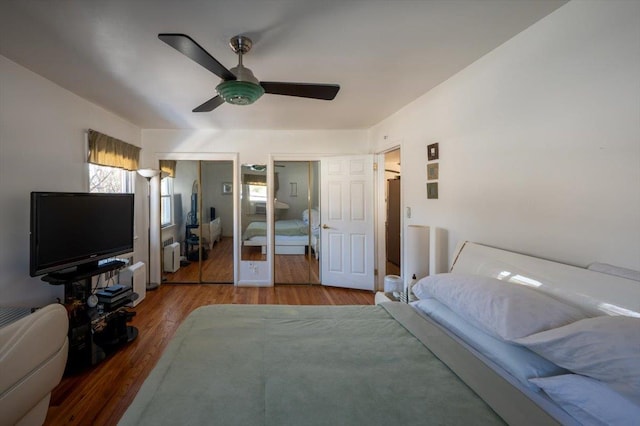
0, 55, 143, 307
371, 0, 640, 270
142, 129, 369, 165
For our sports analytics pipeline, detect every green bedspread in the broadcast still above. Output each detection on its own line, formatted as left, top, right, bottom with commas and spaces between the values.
119, 304, 505, 425
242, 219, 308, 240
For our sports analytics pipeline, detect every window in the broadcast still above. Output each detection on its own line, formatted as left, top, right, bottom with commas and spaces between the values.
160, 176, 173, 227
89, 164, 133, 193
248, 184, 267, 202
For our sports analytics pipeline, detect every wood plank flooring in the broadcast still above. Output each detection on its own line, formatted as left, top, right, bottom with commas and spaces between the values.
164, 236, 234, 283
164, 236, 321, 284
44, 284, 374, 425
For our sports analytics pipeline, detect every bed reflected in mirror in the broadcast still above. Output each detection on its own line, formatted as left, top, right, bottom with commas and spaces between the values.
273, 161, 320, 284
241, 164, 268, 261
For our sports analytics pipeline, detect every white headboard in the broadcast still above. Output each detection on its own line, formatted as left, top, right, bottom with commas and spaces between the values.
451, 242, 640, 318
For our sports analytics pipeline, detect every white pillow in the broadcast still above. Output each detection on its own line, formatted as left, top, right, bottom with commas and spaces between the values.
516, 315, 640, 404
302, 209, 320, 232
530, 375, 640, 426
412, 273, 586, 341
411, 298, 568, 390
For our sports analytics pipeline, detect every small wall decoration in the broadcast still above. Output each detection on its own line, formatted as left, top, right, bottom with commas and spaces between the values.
427, 182, 439, 199
427, 143, 439, 161
427, 163, 439, 181
222, 182, 233, 195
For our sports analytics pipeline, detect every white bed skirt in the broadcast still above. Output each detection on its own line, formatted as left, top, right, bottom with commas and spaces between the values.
244, 235, 318, 257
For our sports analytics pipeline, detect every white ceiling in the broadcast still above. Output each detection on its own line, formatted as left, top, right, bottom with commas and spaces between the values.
0, 0, 566, 130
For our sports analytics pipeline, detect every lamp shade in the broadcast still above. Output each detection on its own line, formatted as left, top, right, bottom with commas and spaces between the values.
137, 168, 161, 179
384, 275, 403, 294
405, 225, 430, 282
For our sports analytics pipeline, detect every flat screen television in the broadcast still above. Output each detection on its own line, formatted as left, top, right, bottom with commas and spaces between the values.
30, 192, 135, 277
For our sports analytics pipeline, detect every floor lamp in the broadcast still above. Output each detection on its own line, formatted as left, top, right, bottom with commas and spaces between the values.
138, 168, 161, 291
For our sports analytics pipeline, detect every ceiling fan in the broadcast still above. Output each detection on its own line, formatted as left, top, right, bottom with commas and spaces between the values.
158, 33, 340, 112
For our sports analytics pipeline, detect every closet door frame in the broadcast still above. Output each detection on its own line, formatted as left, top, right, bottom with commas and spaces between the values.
156, 152, 239, 285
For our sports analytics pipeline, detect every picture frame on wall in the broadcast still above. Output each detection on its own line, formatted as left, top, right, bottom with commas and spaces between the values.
427, 182, 439, 199
427, 143, 439, 161
427, 163, 439, 181
222, 182, 233, 195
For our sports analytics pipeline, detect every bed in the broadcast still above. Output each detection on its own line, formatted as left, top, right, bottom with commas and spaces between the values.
120, 242, 640, 426
243, 209, 320, 257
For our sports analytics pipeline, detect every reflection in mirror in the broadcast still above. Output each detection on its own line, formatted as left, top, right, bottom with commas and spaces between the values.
161, 160, 234, 283
273, 161, 320, 284
161, 160, 199, 283
241, 164, 268, 261
200, 161, 234, 283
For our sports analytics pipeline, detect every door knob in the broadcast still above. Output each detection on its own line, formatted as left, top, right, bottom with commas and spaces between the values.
322, 224, 330, 229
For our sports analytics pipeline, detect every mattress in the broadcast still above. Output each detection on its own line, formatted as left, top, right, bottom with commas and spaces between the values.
119, 303, 561, 426
243, 219, 318, 256
244, 234, 312, 245
242, 219, 308, 240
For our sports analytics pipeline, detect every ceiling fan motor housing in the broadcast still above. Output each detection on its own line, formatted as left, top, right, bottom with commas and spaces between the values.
216, 35, 264, 105
216, 80, 264, 105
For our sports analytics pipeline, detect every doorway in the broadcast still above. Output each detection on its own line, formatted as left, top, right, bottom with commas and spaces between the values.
273, 161, 320, 284
162, 159, 235, 283
385, 148, 401, 277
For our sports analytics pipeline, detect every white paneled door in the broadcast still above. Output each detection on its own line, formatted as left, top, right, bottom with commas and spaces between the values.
320, 155, 374, 290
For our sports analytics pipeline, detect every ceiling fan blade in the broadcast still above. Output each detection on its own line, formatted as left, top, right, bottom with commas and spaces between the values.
158, 33, 236, 81
260, 82, 340, 100
192, 95, 225, 112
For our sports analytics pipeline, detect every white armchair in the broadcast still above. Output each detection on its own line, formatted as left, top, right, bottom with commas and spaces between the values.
0, 304, 68, 426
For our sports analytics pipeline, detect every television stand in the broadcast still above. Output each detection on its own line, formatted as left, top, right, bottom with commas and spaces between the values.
42, 262, 138, 373
43, 260, 126, 284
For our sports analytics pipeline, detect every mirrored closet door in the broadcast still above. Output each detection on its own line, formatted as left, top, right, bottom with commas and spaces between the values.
161, 160, 234, 284
240, 164, 268, 262
273, 161, 320, 284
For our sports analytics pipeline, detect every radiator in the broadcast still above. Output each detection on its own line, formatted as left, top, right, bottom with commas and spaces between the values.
119, 261, 146, 307
163, 242, 181, 273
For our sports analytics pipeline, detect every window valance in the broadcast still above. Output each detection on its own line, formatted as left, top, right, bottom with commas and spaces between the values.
242, 173, 278, 190
243, 174, 267, 186
87, 129, 141, 171
160, 160, 177, 178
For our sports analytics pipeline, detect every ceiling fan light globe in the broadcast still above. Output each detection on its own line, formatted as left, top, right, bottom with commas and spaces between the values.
216, 80, 264, 105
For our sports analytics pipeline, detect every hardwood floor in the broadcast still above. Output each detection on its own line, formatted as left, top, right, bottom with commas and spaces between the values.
164, 236, 321, 284
44, 284, 374, 425
164, 236, 234, 283
274, 253, 320, 284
